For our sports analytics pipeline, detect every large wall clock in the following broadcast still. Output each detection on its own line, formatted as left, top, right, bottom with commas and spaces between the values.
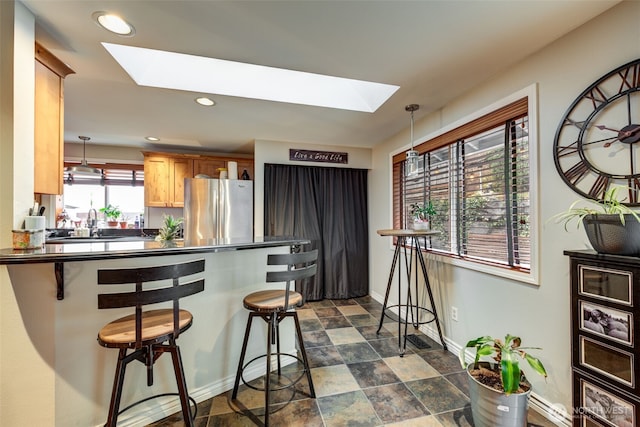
553, 58, 640, 206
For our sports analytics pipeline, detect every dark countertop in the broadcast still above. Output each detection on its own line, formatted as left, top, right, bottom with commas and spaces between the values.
0, 236, 311, 265
564, 249, 640, 266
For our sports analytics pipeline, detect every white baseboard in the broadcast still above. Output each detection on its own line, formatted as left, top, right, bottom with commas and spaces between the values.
369, 291, 570, 426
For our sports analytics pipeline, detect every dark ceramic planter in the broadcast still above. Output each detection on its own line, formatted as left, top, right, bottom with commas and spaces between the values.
582, 214, 640, 256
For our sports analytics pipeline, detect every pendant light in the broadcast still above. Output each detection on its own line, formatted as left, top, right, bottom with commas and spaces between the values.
405, 104, 420, 177
65, 136, 102, 177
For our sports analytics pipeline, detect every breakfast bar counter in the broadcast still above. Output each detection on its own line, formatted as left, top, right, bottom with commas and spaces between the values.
0, 236, 309, 426
0, 236, 309, 264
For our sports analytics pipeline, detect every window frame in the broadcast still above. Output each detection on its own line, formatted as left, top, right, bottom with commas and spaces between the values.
388, 85, 539, 285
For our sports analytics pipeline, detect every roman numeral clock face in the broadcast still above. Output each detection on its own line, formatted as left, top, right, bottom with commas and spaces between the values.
554, 58, 640, 206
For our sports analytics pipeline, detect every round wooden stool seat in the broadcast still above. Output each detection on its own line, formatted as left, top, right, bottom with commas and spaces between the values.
98, 308, 193, 347
243, 290, 303, 312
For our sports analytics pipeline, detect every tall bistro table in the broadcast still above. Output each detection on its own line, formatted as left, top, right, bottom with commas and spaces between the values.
376, 229, 447, 356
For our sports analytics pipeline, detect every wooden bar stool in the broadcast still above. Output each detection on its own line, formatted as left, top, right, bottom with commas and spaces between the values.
96, 259, 205, 427
231, 249, 318, 426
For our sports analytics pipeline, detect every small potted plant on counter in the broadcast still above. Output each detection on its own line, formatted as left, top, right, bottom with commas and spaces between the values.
459, 334, 547, 427
99, 204, 122, 227
118, 215, 129, 229
551, 186, 640, 256
156, 214, 183, 245
410, 201, 436, 230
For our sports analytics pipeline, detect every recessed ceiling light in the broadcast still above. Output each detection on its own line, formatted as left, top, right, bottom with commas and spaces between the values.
102, 43, 399, 112
92, 12, 135, 36
145, 136, 160, 141
195, 97, 216, 107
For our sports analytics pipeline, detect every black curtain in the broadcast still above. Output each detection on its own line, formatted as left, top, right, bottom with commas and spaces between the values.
264, 163, 369, 300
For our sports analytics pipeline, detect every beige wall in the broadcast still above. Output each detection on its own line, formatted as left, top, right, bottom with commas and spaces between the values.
254, 139, 372, 236
1, 2, 57, 426
369, 0, 639, 419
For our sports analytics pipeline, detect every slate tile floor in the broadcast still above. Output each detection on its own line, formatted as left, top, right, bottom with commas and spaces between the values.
149, 296, 557, 427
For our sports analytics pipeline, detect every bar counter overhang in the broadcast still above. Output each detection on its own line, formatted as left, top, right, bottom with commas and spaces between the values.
0, 236, 309, 426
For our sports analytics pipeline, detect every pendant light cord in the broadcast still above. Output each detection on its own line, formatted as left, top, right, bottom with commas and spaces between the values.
405, 104, 419, 151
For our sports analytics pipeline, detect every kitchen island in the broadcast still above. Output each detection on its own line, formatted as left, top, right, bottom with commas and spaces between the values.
0, 236, 309, 426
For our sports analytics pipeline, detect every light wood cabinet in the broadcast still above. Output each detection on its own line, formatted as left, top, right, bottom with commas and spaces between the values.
34, 42, 74, 195
143, 155, 170, 207
193, 158, 226, 178
143, 154, 193, 207
168, 157, 193, 207
235, 159, 254, 180
143, 151, 253, 207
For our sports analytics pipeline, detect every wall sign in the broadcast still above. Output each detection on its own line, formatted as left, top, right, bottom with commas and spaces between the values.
289, 149, 348, 164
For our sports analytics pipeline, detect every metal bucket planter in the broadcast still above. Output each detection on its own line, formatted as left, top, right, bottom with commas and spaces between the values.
582, 214, 640, 256
467, 364, 531, 427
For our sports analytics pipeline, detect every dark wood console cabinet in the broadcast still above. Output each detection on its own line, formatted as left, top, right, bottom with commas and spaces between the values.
565, 250, 639, 427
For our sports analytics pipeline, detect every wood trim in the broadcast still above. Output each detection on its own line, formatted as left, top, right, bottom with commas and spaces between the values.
141, 151, 253, 161
64, 161, 143, 171
393, 97, 528, 164
35, 42, 75, 78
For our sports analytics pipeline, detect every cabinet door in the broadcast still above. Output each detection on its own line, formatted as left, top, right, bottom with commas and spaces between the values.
169, 158, 193, 207
236, 159, 254, 180
34, 59, 64, 195
193, 158, 225, 178
144, 156, 170, 207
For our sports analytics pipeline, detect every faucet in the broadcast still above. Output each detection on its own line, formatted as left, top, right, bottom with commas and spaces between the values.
87, 208, 98, 233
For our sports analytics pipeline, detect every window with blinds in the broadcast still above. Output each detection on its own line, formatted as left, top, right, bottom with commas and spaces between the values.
64, 163, 144, 186
393, 97, 531, 272
62, 163, 145, 226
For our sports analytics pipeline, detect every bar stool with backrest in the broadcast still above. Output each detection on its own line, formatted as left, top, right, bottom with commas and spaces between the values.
96, 259, 205, 427
231, 249, 318, 426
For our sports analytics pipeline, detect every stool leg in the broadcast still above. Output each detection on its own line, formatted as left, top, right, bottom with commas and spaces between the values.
293, 312, 315, 397
105, 348, 128, 427
232, 313, 255, 399
168, 343, 193, 427
265, 314, 273, 427
275, 315, 282, 376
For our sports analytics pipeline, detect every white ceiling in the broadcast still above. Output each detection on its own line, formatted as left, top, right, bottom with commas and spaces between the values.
22, 0, 620, 155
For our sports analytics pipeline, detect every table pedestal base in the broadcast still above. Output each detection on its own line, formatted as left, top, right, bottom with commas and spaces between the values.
376, 229, 447, 356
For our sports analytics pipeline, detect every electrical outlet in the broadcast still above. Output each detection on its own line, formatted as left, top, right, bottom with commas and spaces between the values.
451, 306, 459, 322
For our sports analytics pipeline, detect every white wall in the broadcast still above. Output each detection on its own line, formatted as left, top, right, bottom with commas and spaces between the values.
0, 2, 57, 426
254, 139, 372, 236
369, 0, 639, 418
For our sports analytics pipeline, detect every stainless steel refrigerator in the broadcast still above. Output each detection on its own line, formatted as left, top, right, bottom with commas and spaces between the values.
184, 178, 253, 245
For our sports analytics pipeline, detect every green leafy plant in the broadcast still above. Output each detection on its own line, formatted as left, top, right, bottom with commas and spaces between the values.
410, 201, 436, 221
459, 334, 547, 395
156, 214, 183, 242
99, 204, 122, 221
551, 186, 640, 230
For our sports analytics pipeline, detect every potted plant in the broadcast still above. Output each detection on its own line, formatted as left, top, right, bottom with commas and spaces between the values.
156, 214, 183, 244
118, 215, 129, 229
459, 334, 547, 427
410, 201, 436, 230
551, 186, 640, 256
99, 204, 122, 227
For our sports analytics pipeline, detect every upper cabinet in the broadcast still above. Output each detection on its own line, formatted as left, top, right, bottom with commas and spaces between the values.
34, 42, 74, 195
193, 158, 226, 178
143, 154, 193, 208
143, 152, 253, 207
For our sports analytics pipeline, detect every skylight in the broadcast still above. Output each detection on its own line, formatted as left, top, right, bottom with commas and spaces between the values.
102, 43, 399, 112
